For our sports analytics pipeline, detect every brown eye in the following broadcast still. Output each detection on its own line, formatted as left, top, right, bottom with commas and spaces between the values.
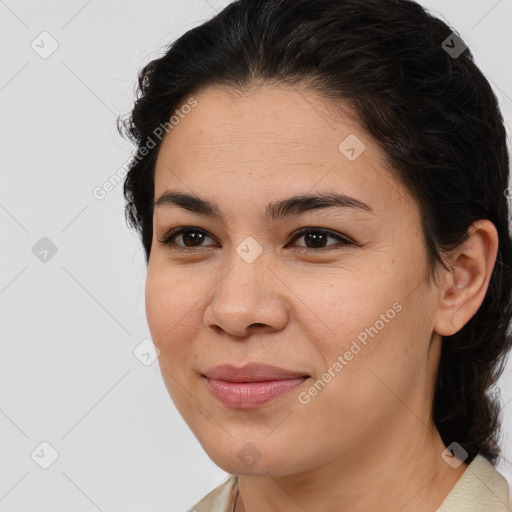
157, 226, 354, 252
288, 228, 354, 251
158, 227, 216, 249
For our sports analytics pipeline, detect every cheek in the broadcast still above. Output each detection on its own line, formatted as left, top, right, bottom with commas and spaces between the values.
145, 270, 202, 361
145, 271, 206, 414
303, 270, 415, 398
306, 274, 395, 350
314, 290, 430, 426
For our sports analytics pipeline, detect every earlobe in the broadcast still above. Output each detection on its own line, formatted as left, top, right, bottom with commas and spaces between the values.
433, 220, 499, 337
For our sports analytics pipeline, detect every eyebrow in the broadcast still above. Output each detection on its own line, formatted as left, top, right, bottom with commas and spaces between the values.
154, 190, 374, 223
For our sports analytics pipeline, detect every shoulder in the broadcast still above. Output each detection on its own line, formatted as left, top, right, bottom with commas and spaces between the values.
437, 454, 511, 512
189, 475, 238, 512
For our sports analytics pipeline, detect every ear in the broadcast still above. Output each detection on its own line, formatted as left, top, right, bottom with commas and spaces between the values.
433, 220, 499, 337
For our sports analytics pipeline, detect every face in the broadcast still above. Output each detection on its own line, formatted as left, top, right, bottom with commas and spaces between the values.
145, 85, 443, 477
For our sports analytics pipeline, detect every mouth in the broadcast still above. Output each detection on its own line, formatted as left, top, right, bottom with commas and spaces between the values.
201, 363, 311, 409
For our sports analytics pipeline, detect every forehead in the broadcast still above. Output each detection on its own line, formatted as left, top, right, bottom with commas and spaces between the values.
153, 85, 415, 218
159, 85, 363, 159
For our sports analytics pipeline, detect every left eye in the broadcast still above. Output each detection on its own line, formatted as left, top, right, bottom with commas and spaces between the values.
289, 227, 353, 250
157, 226, 354, 251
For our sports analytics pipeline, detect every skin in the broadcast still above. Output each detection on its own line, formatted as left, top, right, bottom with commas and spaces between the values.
145, 84, 499, 512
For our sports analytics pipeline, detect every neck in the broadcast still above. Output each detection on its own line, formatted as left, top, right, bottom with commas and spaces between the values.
235, 419, 468, 512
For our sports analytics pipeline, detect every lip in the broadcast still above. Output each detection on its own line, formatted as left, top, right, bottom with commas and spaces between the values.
201, 363, 310, 409
202, 363, 310, 382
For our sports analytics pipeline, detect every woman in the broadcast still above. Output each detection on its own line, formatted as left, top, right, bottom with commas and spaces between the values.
118, 0, 512, 510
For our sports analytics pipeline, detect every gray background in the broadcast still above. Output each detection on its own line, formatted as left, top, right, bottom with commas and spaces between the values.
1, 1, 511, 510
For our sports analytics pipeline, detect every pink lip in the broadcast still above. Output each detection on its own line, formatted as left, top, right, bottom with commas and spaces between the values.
201, 363, 310, 409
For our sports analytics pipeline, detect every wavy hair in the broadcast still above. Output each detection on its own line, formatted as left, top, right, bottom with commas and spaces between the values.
118, 0, 512, 465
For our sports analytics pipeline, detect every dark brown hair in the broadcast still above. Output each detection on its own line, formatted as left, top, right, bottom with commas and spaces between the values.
118, 0, 512, 465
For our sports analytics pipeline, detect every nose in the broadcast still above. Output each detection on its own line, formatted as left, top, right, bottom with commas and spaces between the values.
203, 252, 289, 339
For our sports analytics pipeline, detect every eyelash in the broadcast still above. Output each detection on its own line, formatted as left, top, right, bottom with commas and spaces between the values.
157, 226, 355, 253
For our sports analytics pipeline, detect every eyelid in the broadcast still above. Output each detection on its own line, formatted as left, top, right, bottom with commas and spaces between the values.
290, 227, 355, 246
157, 225, 356, 251
156, 225, 218, 247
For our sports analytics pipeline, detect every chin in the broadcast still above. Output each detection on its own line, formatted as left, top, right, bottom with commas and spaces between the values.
199, 437, 302, 477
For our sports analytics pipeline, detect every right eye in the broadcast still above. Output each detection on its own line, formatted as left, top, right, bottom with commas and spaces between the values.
157, 227, 218, 250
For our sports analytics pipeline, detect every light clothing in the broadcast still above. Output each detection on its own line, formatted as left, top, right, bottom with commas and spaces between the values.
190, 454, 511, 511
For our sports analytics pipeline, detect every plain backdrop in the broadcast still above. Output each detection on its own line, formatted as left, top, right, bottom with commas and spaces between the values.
1, 1, 511, 510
